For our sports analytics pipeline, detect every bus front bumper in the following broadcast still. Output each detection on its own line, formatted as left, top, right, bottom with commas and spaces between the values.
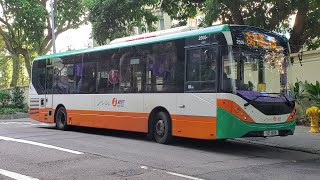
216, 108, 296, 139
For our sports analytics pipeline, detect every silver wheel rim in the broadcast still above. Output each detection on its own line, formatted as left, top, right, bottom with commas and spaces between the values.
58, 111, 66, 127
156, 119, 165, 137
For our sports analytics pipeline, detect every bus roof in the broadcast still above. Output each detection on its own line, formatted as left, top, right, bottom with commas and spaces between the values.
34, 24, 230, 61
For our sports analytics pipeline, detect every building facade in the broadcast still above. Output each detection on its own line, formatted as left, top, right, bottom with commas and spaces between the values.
288, 50, 320, 84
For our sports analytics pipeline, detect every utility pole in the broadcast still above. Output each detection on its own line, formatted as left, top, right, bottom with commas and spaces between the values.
51, 0, 56, 53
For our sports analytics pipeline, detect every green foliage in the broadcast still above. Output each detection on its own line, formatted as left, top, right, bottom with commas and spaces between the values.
22, 103, 29, 113
0, 58, 12, 89
0, 107, 19, 115
161, 0, 202, 23
3, 0, 47, 49
0, 90, 11, 107
289, 79, 305, 101
304, 81, 320, 106
86, 0, 159, 44
0, 87, 27, 114
0, 0, 87, 87
55, 0, 87, 32
87, 0, 205, 44
289, 80, 320, 121
11, 87, 25, 109
289, 80, 307, 121
1, 0, 86, 53
89, 0, 320, 51
203, 0, 320, 52
0, 37, 11, 89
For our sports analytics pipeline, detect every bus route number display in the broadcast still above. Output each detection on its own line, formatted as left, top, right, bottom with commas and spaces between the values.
241, 31, 277, 49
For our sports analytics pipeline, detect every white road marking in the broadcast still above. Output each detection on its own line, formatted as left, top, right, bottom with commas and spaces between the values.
166, 172, 205, 180
0, 168, 39, 180
0, 122, 50, 126
141, 166, 205, 180
0, 136, 84, 155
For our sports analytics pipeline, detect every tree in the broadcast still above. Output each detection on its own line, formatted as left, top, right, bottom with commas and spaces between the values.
86, 0, 204, 45
0, 37, 11, 89
203, 0, 320, 53
0, 0, 87, 87
89, 0, 320, 53
86, 0, 158, 45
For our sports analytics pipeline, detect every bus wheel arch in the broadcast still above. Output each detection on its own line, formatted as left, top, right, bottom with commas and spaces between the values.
54, 104, 68, 130
148, 107, 173, 144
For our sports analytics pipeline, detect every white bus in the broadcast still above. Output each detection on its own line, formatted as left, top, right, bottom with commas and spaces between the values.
29, 25, 296, 144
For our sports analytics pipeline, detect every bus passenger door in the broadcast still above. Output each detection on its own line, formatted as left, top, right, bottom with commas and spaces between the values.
44, 59, 54, 122
175, 45, 218, 139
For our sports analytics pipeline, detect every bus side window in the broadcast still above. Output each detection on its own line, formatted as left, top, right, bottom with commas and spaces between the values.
119, 47, 147, 94
52, 56, 76, 94
147, 41, 177, 93
186, 47, 218, 92
97, 50, 120, 94
32, 60, 46, 94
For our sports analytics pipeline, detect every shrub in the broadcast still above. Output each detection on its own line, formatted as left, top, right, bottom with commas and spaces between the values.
0, 107, 19, 114
11, 87, 25, 109
22, 103, 29, 113
289, 80, 318, 122
304, 81, 320, 107
0, 90, 11, 107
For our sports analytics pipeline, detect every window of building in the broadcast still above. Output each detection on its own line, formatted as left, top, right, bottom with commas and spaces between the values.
160, 18, 165, 30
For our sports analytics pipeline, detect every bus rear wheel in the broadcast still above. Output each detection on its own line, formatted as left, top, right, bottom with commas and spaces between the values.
55, 106, 68, 130
153, 111, 172, 144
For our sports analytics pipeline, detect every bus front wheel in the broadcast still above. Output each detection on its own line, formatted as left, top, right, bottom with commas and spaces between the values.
153, 111, 172, 144
55, 106, 68, 130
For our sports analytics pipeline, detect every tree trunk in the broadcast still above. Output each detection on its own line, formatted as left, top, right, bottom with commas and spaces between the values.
10, 54, 19, 87
289, 3, 309, 53
21, 50, 31, 78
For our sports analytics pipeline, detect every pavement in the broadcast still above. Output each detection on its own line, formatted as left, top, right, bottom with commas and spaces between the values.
235, 125, 320, 154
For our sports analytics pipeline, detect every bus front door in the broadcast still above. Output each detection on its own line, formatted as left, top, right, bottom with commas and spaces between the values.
176, 46, 218, 139
44, 59, 54, 122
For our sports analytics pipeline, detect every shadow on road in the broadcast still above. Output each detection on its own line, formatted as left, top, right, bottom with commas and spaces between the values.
38, 125, 295, 159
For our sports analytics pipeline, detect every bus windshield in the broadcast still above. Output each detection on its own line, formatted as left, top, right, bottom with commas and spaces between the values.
222, 46, 288, 95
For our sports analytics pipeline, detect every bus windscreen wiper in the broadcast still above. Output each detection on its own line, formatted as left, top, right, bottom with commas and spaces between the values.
243, 92, 294, 108
267, 93, 294, 108
244, 96, 265, 107
280, 93, 295, 108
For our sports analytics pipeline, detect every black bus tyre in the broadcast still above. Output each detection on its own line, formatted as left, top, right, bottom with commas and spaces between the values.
153, 111, 172, 144
55, 106, 68, 130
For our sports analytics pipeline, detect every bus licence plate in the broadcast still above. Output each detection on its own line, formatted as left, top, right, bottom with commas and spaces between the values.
263, 130, 279, 137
